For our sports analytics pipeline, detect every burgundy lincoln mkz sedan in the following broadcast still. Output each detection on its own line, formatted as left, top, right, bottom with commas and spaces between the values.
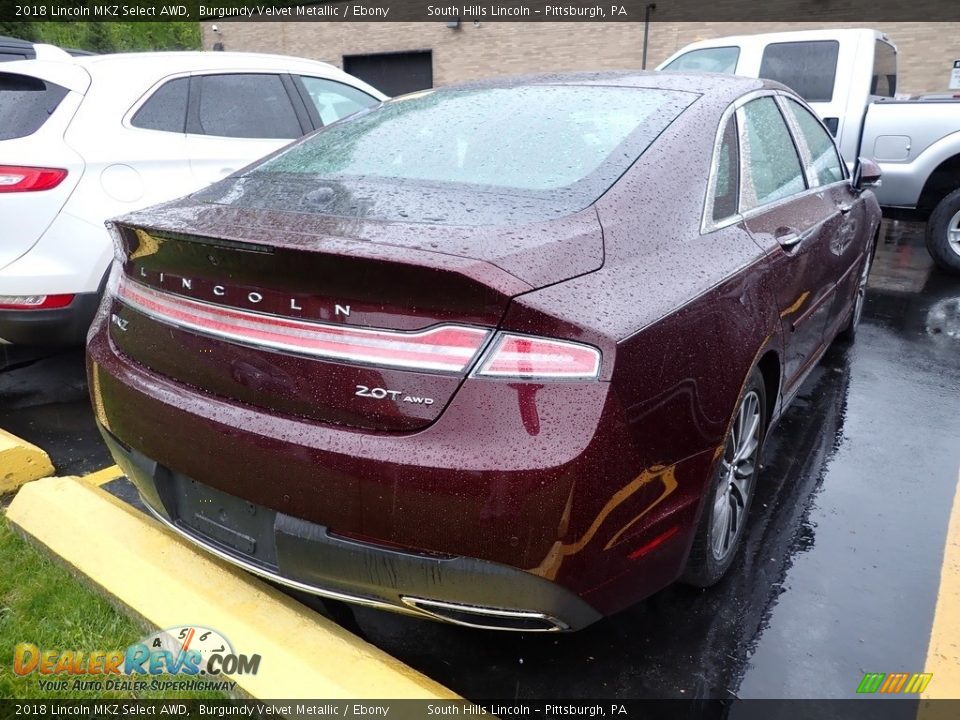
87, 72, 881, 631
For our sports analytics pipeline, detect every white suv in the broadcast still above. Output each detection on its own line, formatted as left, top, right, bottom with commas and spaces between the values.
0, 50, 385, 344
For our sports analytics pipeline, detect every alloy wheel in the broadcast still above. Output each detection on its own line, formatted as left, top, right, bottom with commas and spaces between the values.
710, 390, 761, 561
851, 252, 873, 330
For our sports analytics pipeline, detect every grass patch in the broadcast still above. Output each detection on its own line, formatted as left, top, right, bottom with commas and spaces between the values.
0, 511, 228, 700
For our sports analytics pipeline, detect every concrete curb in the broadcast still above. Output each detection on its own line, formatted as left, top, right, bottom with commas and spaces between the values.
920, 465, 960, 703
0, 429, 55, 494
7, 475, 460, 700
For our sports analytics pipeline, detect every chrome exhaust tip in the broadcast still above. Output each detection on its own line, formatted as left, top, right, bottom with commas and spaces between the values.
401, 597, 569, 632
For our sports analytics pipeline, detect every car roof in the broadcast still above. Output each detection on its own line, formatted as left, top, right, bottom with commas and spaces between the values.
665, 27, 888, 51
71, 50, 340, 74
0, 58, 91, 93
3, 50, 388, 100
0, 35, 95, 58
655, 28, 897, 76
424, 70, 771, 107
0, 35, 33, 49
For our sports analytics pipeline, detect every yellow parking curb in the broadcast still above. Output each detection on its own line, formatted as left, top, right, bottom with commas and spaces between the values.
0, 428, 55, 494
6, 476, 459, 700
82, 464, 123, 486
920, 464, 960, 703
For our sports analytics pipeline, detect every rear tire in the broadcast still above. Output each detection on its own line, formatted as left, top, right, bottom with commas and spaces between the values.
925, 189, 960, 275
682, 368, 766, 588
836, 241, 875, 344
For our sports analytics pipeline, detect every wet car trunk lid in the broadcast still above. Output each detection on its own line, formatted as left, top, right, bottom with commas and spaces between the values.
107, 205, 602, 432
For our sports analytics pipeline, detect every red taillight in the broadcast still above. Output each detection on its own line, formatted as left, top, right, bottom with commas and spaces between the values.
117, 276, 490, 373
474, 333, 601, 380
0, 294, 74, 310
0, 165, 68, 193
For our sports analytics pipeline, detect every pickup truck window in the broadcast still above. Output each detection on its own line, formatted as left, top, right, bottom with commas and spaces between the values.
661, 46, 740, 74
759, 41, 839, 103
872, 40, 897, 97
739, 97, 807, 211
782, 98, 845, 186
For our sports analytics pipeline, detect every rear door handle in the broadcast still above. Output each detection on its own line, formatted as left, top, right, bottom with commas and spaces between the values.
775, 227, 803, 248
839, 203, 854, 215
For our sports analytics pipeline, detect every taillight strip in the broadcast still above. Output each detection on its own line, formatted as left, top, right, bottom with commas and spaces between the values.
474, 334, 601, 379
0, 294, 74, 310
117, 276, 490, 373
0, 165, 68, 193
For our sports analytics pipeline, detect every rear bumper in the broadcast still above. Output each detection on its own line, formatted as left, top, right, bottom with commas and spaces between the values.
0, 291, 100, 345
99, 425, 602, 631
87, 309, 706, 626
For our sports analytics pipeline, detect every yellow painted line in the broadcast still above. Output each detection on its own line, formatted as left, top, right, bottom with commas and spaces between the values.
6, 476, 459, 700
0, 428, 55, 494
921, 465, 960, 702
82, 464, 123, 487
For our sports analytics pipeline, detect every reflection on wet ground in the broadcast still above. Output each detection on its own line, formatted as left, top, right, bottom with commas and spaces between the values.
1, 220, 957, 699
869, 219, 935, 294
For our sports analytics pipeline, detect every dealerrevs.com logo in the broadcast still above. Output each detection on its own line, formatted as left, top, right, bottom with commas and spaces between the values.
13, 625, 260, 693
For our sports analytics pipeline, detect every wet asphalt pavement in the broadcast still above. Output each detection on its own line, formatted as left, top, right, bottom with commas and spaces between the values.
0, 346, 111, 477
1, 219, 958, 699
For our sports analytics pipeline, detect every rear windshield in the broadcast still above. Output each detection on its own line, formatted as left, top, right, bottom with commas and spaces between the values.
0, 73, 68, 140
759, 41, 839, 103
871, 40, 897, 97
221, 84, 694, 224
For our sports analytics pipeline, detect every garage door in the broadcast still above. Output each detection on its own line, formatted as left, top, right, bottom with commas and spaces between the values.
343, 51, 432, 97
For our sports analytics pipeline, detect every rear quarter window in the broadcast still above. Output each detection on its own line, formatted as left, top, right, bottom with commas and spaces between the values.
0, 73, 68, 140
711, 117, 740, 223
131, 77, 189, 133
298, 76, 378, 126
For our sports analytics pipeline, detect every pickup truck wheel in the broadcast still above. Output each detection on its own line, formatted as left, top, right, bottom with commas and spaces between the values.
926, 190, 960, 275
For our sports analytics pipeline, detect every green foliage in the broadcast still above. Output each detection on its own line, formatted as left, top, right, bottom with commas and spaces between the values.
0, 21, 201, 53
0, 515, 227, 699
0, 21, 39, 42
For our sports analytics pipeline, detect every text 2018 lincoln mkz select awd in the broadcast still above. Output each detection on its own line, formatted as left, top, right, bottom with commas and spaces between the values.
86, 72, 881, 631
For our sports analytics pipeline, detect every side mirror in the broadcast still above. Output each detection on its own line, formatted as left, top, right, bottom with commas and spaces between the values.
852, 157, 882, 191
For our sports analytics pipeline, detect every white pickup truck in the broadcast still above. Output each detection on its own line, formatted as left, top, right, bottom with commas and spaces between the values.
659, 28, 960, 275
